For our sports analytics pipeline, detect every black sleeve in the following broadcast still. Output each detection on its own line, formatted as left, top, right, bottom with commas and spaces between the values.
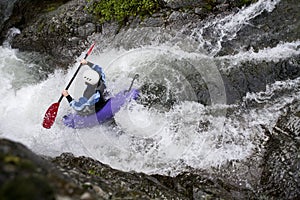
65, 95, 73, 103
86, 61, 94, 68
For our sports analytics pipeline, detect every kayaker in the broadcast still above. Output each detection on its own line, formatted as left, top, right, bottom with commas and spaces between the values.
62, 59, 108, 115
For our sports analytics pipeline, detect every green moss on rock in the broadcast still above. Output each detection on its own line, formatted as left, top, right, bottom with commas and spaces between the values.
86, 0, 164, 24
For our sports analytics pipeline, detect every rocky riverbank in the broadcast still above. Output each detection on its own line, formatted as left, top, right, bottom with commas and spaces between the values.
0, 138, 248, 199
0, 0, 256, 69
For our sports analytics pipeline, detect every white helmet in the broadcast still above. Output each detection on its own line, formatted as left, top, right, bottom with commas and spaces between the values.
82, 69, 100, 85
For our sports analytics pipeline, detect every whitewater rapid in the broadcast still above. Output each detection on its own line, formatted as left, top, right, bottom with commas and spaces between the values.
1, 0, 299, 176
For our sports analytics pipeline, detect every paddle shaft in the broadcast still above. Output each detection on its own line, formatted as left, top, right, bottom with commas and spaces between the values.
125, 74, 139, 93
57, 62, 83, 103
58, 45, 94, 103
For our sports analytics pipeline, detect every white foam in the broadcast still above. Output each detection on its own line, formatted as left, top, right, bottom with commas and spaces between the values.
220, 40, 300, 66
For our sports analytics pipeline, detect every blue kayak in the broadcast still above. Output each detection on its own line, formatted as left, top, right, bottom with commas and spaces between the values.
62, 89, 139, 129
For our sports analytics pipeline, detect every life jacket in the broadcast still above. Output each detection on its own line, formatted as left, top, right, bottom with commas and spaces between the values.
72, 65, 108, 116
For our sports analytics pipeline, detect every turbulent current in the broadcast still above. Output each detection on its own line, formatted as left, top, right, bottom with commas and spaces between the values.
0, 0, 299, 186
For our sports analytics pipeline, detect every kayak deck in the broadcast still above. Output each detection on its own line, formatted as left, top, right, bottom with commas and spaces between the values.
62, 89, 139, 129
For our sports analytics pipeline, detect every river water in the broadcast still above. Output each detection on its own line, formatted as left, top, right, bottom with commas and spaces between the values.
0, 0, 299, 184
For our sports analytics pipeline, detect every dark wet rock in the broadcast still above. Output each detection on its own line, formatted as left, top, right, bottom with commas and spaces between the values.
0, 139, 94, 199
52, 152, 189, 199
0, 0, 18, 33
260, 101, 300, 199
183, 54, 300, 105
0, 138, 217, 199
221, 55, 300, 104
155, 170, 257, 199
0, 140, 55, 199
218, 0, 300, 56
0, 0, 71, 41
0, 138, 259, 199
0, 0, 96, 69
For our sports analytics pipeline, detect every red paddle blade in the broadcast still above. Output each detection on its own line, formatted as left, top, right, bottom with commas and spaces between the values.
42, 102, 60, 129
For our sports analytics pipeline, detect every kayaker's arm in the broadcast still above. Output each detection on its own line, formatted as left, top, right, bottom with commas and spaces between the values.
80, 59, 93, 67
65, 95, 73, 103
62, 90, 73, 103
86, 61, 94, 68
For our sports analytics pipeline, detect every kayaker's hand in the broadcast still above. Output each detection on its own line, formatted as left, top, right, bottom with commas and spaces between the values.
62, 90, 69, 97
80, 59, 88, 65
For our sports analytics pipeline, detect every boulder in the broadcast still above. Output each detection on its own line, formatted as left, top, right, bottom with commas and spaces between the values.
260, 101, 300, 199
